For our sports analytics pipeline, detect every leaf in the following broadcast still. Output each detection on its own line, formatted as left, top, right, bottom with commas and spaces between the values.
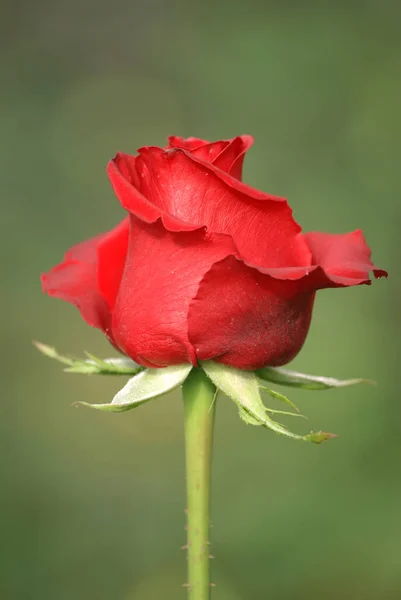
201, 361, 334, 444
78, 364, 193, 412
257, 366, 374, 390
34, 341, 142, 376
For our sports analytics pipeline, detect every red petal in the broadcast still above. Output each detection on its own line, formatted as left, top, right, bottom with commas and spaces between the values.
168, 136, 230, 162
111, 218, 238, 368
41, 237, 111, 333
167, 134, 254, 180
167, 136, 213, 152
41, 219, 129, 341
107, 154, 201, 232
135, 146, 312, 269
304, 230, 388, 287
188, 256, 315, 370
97, 217, 129, 310
212, 135, 254, 179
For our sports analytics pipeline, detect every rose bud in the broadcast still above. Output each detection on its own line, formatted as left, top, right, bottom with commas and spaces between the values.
42, 135, 386, 369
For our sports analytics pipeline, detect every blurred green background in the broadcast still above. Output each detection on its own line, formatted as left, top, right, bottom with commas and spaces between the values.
1, 0, 399, 598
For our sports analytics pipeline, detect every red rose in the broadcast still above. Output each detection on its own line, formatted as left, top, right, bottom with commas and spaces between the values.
41, 135, 386, 369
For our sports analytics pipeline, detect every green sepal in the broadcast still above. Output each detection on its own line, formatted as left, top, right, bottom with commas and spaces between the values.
259, 384, 300, 412
265, 408, 306, 419
33, 342, 142, 375
201, 361, 334, 444
78, 364, 193, 412
257, 366, 374, 390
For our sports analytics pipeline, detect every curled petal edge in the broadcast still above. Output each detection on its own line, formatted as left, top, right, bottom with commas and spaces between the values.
107, 155, 203, 233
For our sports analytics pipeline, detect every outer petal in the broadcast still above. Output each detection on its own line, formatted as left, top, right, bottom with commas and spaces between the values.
188, 256, 315, 370
41, 219, 129, 340
249, 229, 387, 289
97, 218, 130, 311
188, 231, 387, 370
303, 230, 388, 286
112, 217, 239, 368
134, 146, 312, 268
41, 257, 110, 333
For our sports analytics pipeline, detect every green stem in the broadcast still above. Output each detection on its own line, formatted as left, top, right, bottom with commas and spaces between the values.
182, 368, 217, 599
